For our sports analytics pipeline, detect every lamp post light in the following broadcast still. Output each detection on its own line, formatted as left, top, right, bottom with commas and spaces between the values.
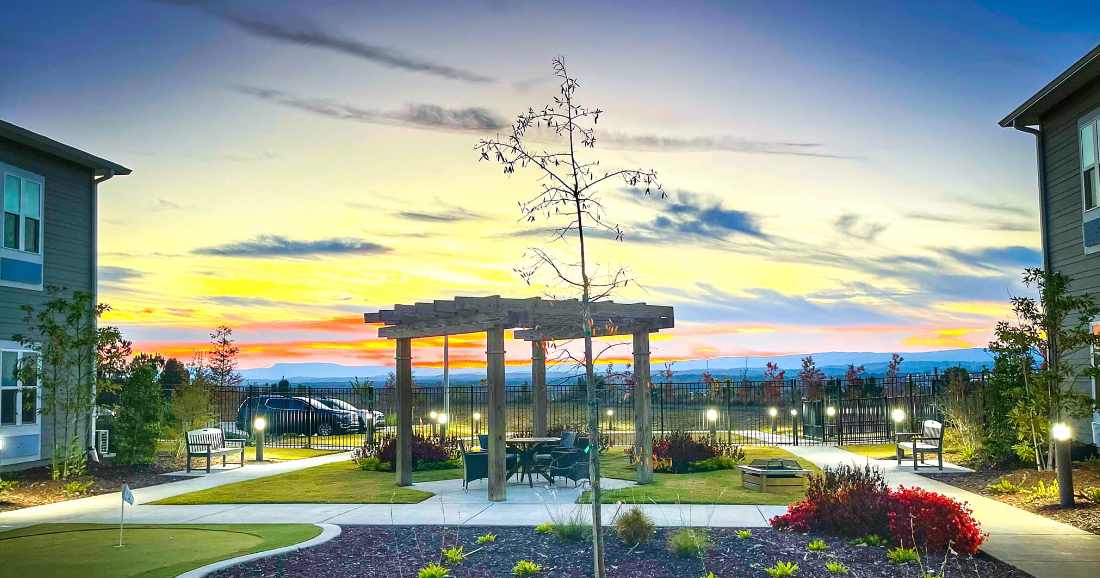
826, 405, 838, 444
707, 408, 718, 440
254, 417, 266, 462
429, 411, 438, 438
826, 406, 836, 417
437, 413, 448, 442
473, 412, 481, 436
768, 407, 778, 434
1053, 423, 1074, 507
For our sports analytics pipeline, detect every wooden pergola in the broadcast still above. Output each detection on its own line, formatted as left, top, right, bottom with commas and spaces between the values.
364, 296, 674, 501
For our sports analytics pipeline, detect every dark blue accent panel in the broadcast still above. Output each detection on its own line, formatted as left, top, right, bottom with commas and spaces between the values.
1085, 219, 1100, 247
0, 257, 42, 284
0, 434, 39, 459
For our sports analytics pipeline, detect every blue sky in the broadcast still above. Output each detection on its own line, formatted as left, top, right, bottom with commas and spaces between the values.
1, 1, 1092, 368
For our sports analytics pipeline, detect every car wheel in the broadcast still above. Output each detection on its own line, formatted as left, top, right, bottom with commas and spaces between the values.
316, 422, 334, 437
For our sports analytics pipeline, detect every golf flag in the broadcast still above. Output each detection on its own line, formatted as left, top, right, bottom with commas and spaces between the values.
118, 484, 133, 547
122, 484, 134, 505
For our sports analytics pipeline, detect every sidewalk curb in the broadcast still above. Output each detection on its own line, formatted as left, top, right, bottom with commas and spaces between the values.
174, 523, 341, 578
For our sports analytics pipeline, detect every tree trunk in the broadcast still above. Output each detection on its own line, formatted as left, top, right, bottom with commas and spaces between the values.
583, 302, 605, 578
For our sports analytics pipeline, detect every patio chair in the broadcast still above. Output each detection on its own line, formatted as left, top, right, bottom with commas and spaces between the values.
896, 419, 944, 471
463, 438, 517, 489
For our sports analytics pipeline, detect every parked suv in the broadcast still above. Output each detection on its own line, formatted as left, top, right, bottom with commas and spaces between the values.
236, 395, 359, 436
317, 397, 384, 433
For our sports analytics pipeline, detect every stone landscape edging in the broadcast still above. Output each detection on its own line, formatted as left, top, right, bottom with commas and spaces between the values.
174, 523, 341, 578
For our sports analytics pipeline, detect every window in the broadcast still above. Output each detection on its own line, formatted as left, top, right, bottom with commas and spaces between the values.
0, 349, 38, 427
1, 165, 44, 255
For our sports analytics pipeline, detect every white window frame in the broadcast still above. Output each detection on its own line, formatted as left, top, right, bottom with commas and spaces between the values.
1, 162, 45, 289
0, 341, 42, 465
1079, 108, 1100, 254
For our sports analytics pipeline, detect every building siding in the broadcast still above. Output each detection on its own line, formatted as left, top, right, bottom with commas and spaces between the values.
0, 134, 96, 469
1039, 72, 1100, 441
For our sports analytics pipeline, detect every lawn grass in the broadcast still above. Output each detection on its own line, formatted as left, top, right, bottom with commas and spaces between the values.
0, 523, 320, 578
151, 461, 462, 505
579, 446, 821, 505
838, 441, 964, 461
155, 441, 339, 463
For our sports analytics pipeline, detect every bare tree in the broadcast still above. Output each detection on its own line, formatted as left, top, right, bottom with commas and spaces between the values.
477, 56, 663, 578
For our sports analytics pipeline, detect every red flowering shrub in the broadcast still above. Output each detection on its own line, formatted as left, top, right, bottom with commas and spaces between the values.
887, 487, 985, 555
769, 468, 986, 554
653, 431, 717, 463
374, 435, 454, 471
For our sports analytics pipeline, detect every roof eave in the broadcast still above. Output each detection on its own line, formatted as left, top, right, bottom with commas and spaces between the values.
0, 119, 132, 176
999, 42, 1100, 129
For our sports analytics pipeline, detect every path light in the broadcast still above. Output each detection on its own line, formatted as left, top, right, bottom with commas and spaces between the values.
706, 409, 718, 422
891, 408, 906, 423
606, 409, 614, 417
472, 412, 481, 435
437, 414, 448, 424
254, 417, 266, 462
768, 407, 778, 417
1054, 423, 1074, 507
790, 409, 798, 416
826, 406, 836, 417
430, 410, 438, 419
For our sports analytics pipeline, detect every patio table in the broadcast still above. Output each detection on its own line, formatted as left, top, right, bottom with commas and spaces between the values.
506, 437, 559, 487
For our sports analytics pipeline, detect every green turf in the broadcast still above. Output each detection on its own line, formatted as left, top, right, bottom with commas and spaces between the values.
0, 523, 320, 578
152, 460, 462, 505
579, 446, 821, 506
838, 441, 963, 461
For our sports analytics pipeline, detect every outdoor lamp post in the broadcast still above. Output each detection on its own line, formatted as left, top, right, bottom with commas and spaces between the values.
254, 417, 266, 462
768, 407, 778, 434
826, 406, 836, 417
1054, 423, 1074, 507
438, 413, 448, 442
429, 411, 438, 438
473, 412, 481, 436
826, 406, 838, 444
707, 408, 718, 440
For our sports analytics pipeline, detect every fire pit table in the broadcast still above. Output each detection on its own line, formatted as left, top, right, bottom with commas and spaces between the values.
737, 458, 812, 492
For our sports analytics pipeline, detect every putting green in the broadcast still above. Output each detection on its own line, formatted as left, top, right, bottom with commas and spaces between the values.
0, 523, 321, 578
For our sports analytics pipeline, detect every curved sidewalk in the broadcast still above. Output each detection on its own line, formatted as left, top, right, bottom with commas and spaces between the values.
784, 445, 1100, 578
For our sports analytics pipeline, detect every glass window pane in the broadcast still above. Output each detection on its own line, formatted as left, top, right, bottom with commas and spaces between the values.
22, 387, 36, 424
1084, 123, 1097, 168
24, 217, 39, 253
1, 351, 17, 387
3, 175, 19, 213
22, 181, 40, 218
3, 212, 18, 249
1087, 167, 1098, 210
0, 389, 15, 425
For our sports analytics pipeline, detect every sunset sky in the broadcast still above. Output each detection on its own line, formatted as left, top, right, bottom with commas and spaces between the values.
3, 1, 1097, 370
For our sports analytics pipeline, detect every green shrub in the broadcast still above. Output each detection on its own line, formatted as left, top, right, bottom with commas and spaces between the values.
417, 563, 450, 578
0, 479, 19, 496
62, 480, 94, 497
513, 560, 541, 578
614, 506, 656, 546
1078, 487, 1100, 505
808, 539, 829, 551
699, 573, 720, 578
352, 456, 391, 471
736, 529, 752, 539
667, 527, 712, 558
534, 522, 553, 533
441, 546, 464, 565
1026, 479, 1058, 502
825, 560, 849, 574
114, 359, 165, 465
765, 561, 799, 577
477, 532, 497, 544
546, 508, 592, 542
687, 456, 739, 472
416, 458, 462, 471
850, 534, 887, 547
987, 475, 1026, 494
887, 547, 920, 564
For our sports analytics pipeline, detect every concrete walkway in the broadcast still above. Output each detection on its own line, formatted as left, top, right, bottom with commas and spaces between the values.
784, 445, 1100, 578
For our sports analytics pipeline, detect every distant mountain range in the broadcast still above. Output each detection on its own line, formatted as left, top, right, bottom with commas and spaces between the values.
238, 348, 995, 386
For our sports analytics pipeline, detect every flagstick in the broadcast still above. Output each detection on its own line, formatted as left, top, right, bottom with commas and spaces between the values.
118, 486, 125, 548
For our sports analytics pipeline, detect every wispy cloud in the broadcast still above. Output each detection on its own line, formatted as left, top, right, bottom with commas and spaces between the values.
235, 86, 505, 132
834, 212, 888, 241
99, 265, 145, 283
943, 246, 1041, 273
145, 199, 183, 212
598, 133, 845, 158
150, 0, 493, 83
193, 234, 390, 258
632, 190, 766, 241
396, 206, 486, 223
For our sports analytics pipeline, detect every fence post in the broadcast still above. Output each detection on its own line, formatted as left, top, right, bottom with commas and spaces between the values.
907, 374, 915, 433
307, 386, 313, 449
724, 381, 731, 446
836, 388, 844, 446
790, 378, 798, 445
247, 384, 254, 438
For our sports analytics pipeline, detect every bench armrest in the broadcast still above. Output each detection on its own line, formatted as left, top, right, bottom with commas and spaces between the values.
894, 432, 917, 443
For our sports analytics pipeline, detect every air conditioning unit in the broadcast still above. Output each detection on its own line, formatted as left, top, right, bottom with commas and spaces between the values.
95, 429, 112, 457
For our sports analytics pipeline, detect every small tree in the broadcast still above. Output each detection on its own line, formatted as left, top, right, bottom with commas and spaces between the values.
763, 362, 785, 399
208, 325, 243, 387
274, 376, 291, 393
476, 56, 663, 577
159, 357, 190, 397
798, 355, 825, 399
166, 366, 215, 457
114, 355, 165, 465
988, 268, 1099, 469
13, 288, 107, 479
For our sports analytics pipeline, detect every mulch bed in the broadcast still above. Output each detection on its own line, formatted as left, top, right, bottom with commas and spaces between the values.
924, 465, 1100, 535
0, 451, 190, 513
210, 526, 1031, 578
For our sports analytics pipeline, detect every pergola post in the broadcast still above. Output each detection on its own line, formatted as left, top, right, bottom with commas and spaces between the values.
532, 340, 547, 437
486, 326, 507, 502
633, 331, 653, 484
395, 337, 413, 486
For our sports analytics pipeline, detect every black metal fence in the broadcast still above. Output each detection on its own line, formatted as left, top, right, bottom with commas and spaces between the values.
201, 371, 984, 450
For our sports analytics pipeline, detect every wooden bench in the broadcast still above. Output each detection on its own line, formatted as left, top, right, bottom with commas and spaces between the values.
896, 419, 944, 471
186, 428, 245, 473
